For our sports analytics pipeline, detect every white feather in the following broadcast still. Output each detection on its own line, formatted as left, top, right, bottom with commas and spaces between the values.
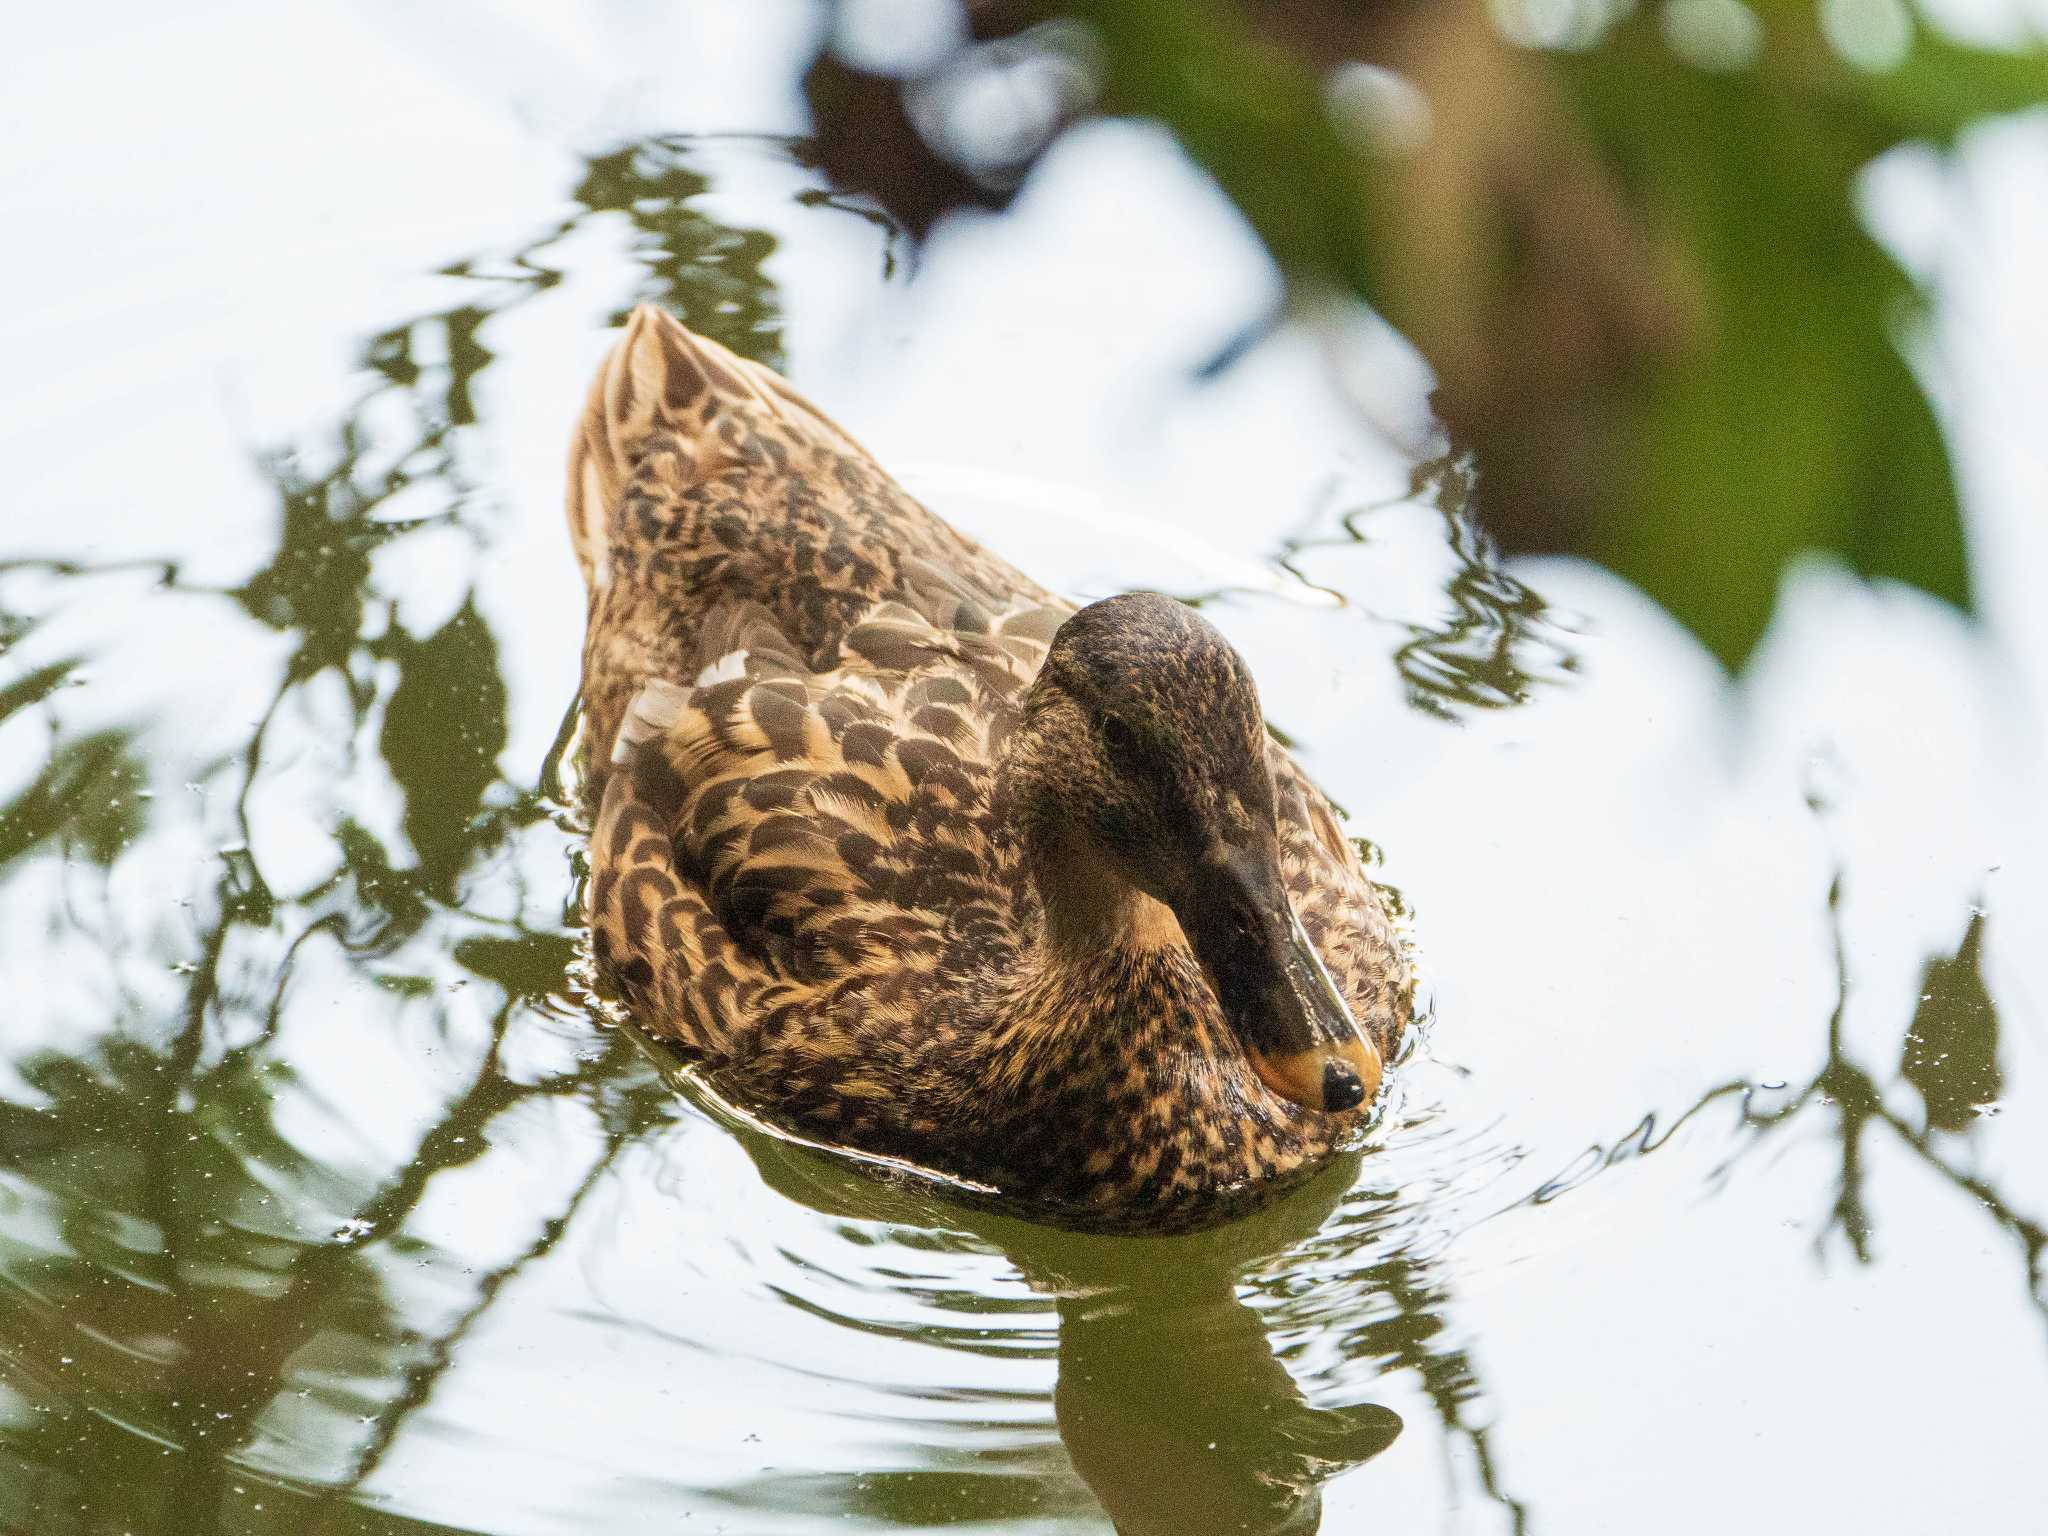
695, 650, 749, 686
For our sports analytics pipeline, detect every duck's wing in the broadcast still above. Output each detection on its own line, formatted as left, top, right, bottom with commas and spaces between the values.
588, 731, 788, 1061
569, 305, 1059, 787
1268, 746, 1412, 1059
606, 598, 1060, 1000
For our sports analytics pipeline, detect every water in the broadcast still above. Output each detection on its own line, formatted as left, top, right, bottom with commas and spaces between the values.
4, 4, 2046, 1532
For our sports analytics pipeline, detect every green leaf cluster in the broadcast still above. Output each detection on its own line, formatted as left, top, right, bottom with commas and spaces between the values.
1033, 0, 2046, 668
1560, 2, 2015, 665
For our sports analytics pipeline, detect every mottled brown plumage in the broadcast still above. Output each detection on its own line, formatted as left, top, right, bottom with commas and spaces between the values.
570, 304, 1412, 1232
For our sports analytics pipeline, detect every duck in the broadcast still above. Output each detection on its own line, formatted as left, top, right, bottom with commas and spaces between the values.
568, 304, 1412, 1232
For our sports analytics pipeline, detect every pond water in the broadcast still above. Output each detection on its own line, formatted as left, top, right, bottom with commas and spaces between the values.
4, 4, 2046, 1533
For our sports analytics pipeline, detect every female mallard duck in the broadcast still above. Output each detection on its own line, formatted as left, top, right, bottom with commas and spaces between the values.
569, 304, 1411, 1231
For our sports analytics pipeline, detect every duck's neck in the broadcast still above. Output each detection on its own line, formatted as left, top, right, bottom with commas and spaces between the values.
970, 821, 1205, 1085
1029, 826, 1186, 958
978, 735, 1200, 1072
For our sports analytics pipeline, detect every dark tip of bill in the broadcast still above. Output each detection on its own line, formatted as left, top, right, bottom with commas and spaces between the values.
1323, 1061, 1365, 1112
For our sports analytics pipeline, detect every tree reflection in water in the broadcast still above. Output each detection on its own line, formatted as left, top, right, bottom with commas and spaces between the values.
1532, 872, 2041, 1341
1741, 881, 2041, 1325
1260, 452, 1583, 722
0, 135, 764, 1532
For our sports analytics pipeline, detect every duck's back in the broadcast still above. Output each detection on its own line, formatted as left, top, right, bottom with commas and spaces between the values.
567, 304, 1059, 781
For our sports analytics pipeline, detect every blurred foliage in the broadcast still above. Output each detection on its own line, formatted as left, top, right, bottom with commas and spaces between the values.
806, 0, 2047, 669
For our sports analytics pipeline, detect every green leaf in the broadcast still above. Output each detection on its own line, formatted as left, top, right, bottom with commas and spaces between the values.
1848, 27, 2048, 147
1844, 301, 1972, 610
1563, 16, 1975, 668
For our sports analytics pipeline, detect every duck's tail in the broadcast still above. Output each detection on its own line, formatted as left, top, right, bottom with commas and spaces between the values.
565, 304, 864, 593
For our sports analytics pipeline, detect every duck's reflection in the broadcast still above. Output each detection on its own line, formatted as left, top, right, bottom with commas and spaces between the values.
1054, 1278, 1401, 1534
731, 1123, 1402, 1534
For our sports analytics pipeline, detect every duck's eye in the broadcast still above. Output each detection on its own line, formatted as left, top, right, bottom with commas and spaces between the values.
1100, 715, 1138, 760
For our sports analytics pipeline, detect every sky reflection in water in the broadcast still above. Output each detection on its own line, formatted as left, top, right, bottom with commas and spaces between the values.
2, 4, 2045, 1533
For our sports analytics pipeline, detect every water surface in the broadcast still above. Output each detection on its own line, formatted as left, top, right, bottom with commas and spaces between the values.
4, 5, 2046, 1533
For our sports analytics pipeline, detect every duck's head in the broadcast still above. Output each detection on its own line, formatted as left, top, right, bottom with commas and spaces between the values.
1011, 592, 1380, 1115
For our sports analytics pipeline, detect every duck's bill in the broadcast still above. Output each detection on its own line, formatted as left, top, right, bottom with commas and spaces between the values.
1247, 1031, 1381, 1113
1248, 900, 1383, 1113
1184, 849, 1384, 1115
